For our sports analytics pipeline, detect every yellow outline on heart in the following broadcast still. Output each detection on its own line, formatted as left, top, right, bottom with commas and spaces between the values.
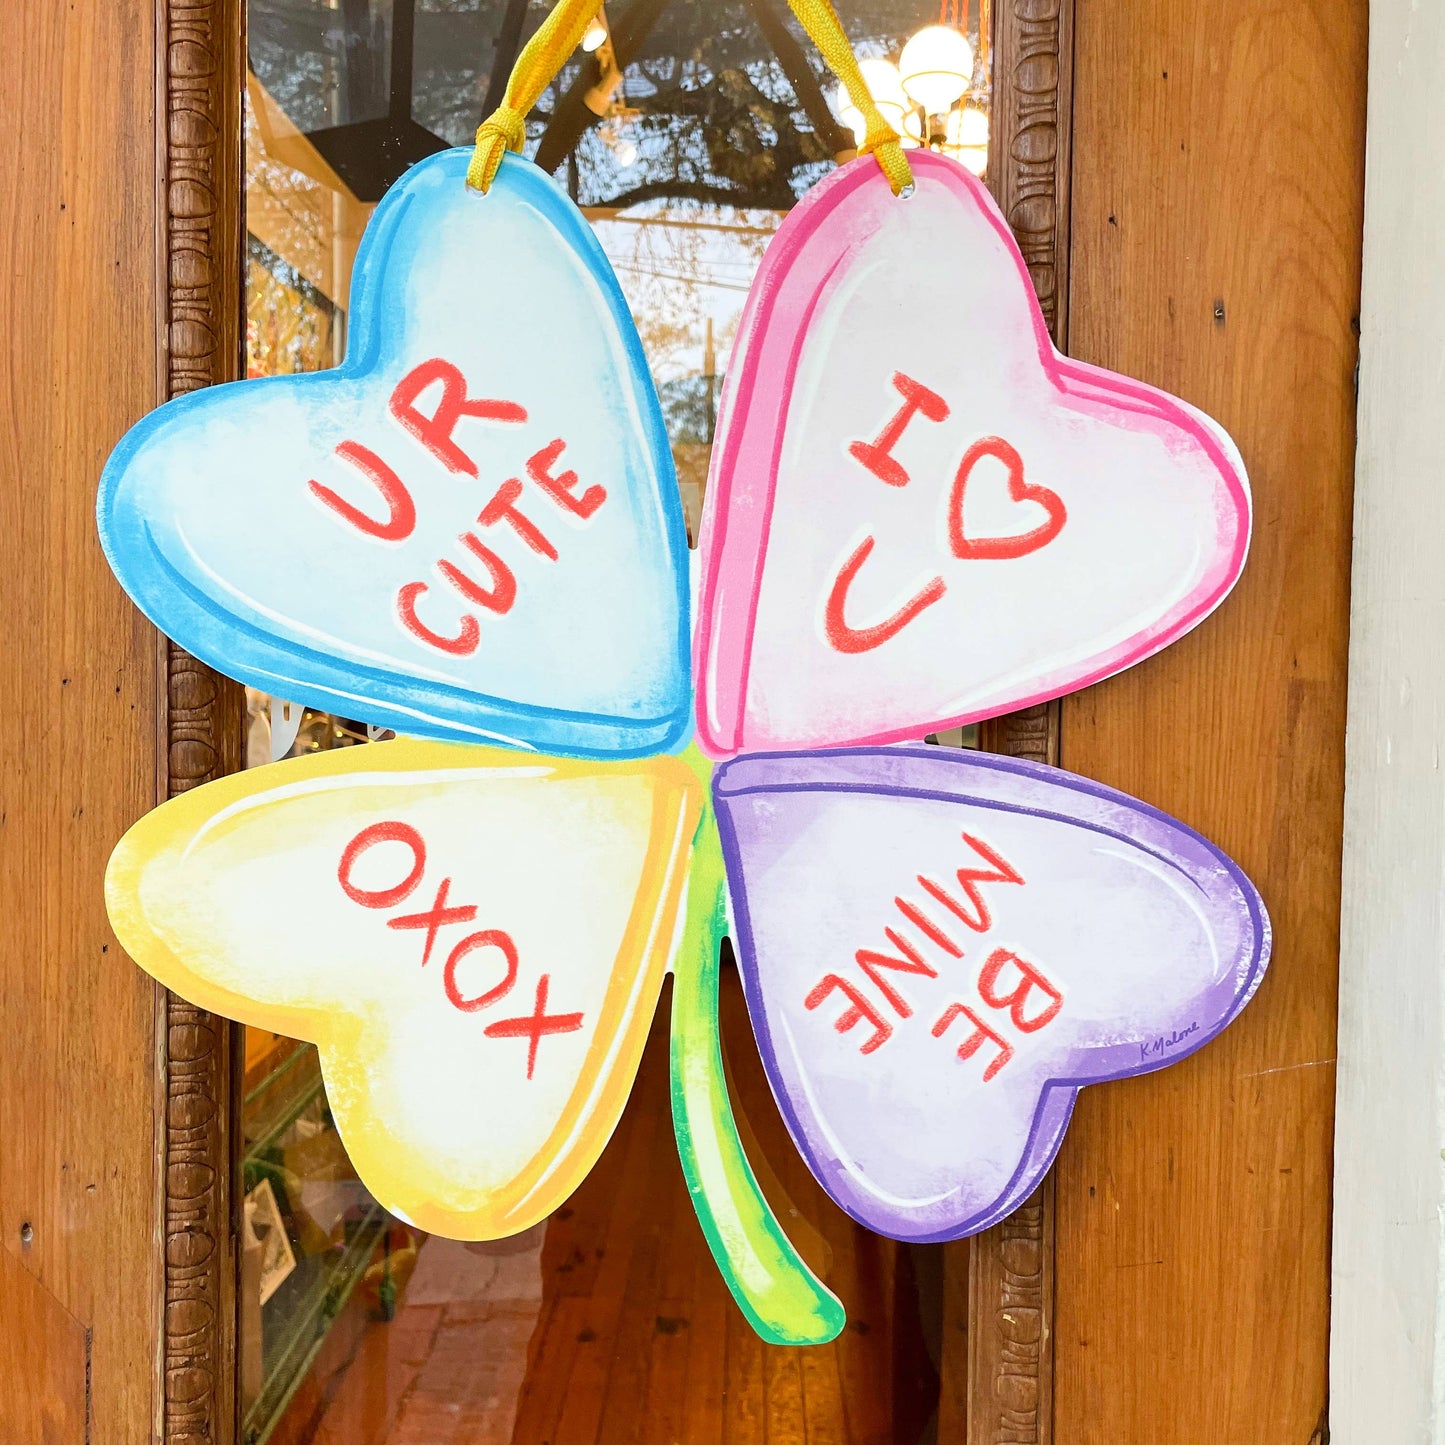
105, 739, 703, 1239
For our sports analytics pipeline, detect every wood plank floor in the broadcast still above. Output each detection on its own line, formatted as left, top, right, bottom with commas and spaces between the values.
291, 968, 943, 1443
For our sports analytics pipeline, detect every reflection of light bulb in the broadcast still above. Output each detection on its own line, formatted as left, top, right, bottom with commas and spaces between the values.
614, 138, 638, 167
903, 110, 923, 141
940, 105, 988, 174
900, 25, 975, 114
831, 85, 868, 147
581, 15, 608, 51
946, 105, 989, 148
858, 56, 908, 128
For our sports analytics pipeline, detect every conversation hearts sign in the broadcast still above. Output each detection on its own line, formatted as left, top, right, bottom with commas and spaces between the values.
99, 150, 691, 758
694, 150, 1252, 756
714, 747, 1270, 1242
96, 89, 1273, 1345
106, 740, 702, 1238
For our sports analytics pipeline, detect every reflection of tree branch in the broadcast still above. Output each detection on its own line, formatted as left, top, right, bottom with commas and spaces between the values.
743, 0, 852, 156
603, 178, 798, 211
480, 0, 531, 118
533, 0, 671, 174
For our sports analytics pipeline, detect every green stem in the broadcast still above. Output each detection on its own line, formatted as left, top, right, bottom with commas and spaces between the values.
668, 797, 845, 1346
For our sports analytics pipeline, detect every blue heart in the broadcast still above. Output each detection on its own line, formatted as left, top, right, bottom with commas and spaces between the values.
99, 150, 691, 758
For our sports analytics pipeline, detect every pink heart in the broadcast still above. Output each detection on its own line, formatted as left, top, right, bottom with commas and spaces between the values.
694, 151, 1251, 758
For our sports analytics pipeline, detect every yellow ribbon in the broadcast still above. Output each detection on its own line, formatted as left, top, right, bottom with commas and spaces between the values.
467, 0, 913, 196
467, 0, 605, 192
782, 0, 913, 194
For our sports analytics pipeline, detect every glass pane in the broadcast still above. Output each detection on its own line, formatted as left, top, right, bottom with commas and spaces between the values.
241, 2, 990, 1439
411, 1, 506, 145
251, 0, 397, 131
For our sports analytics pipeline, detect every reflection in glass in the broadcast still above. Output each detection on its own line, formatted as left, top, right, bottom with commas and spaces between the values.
241, 2, 990, 1438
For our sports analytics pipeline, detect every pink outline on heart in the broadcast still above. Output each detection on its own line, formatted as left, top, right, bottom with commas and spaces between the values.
694, 151, 1252, 759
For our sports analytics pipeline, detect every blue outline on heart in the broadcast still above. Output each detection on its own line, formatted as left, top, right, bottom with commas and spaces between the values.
98, 151, 693, 758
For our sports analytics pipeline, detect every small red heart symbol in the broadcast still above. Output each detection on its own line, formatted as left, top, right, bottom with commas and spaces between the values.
947, 437, 1067, 561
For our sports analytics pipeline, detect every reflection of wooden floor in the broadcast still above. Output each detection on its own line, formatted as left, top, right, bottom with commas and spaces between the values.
511, 969, 939, 1444
301, 969, 942, 1443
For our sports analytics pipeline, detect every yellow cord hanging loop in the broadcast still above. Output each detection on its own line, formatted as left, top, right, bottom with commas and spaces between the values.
783, 0, 914, 195
467, 0, 912, 197
468, 0, 605, 192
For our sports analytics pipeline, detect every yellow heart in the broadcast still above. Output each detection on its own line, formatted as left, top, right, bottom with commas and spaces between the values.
106, 739, 702, 1239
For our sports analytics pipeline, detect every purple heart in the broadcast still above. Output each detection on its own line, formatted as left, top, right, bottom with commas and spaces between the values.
714, 747, 1270, 1242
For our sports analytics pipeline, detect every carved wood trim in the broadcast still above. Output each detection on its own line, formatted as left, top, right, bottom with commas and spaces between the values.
988, 0, 1075, 353
158, 2, 246, 1443
964, 1, 1074, 1441
964, 1186, 1056, 1445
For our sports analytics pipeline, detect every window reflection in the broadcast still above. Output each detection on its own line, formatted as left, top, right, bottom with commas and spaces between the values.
241, 3, 987, 1439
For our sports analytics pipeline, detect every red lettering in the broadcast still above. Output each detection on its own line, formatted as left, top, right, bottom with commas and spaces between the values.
804, 974, 893, 1054
526, 438, 605, 519
443, 929, 520, 1014
932, 1002, 1014, 1081
917, 833, 1025, 935
338, 822, 426, 909
948, 436, 1066, 561
309, 440, 417, 541
855, 928, 939, 1019
823, 536, 945, 654
389, 358, 527, 476
893, 897, 964, 958
396, 580, 480, 656
848, 371, 950, 487
977, 947, 1063, 1033
387, 877, 478, 968
339, 840, 586, 1060
483, 974, 585, 1080
438, 534, 517, 614
478, 477, 559, 560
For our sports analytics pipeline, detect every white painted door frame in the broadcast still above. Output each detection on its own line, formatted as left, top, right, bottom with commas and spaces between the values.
1331, 4, 1445, 1441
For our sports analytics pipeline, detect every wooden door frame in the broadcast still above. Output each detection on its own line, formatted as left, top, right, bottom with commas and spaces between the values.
968, 3, 1073, 1441
1331, 2, 1445, 1440
150, 3, 1077, 1442
155, 3, 246, 1443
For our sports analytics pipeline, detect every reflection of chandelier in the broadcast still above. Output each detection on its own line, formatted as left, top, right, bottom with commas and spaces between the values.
581, 8, 609, 53
900, 23, 974, 113
831, 0, 991, 177
582, 8, 643, 174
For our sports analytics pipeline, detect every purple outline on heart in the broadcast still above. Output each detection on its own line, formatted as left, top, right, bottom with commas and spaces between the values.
713, 746, 1271, 1242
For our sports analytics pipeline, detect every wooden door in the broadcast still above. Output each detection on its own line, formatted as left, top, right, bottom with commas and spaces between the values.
0, 0, 1363, 1441
965, 5, 1362, 1442
1053, 3, 1362, 1440
0, 0, 242, 1441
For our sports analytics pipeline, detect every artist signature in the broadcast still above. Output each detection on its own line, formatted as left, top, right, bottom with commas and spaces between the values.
1139, 1021, 1201, 1062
